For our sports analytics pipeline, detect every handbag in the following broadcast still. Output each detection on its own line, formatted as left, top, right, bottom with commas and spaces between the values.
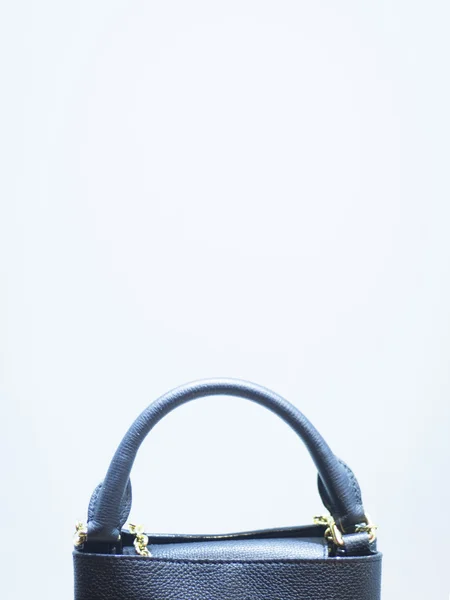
73, 378, 382, 600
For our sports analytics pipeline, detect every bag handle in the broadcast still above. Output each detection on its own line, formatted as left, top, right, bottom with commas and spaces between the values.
87, 378, 367, 545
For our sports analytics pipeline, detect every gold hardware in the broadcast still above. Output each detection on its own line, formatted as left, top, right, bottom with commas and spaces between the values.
314, 514, 378, 548
73, 521, 88, 547
314, 515, 344, 547
129, 523, 151, 557
355, 515, 378, 543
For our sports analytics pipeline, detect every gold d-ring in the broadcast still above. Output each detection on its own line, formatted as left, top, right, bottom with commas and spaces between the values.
355, 515, 378, 543
313, 515, 345, 547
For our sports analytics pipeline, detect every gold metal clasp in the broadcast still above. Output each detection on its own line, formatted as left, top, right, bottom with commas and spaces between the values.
355, 515, 378, 543
314, 513, 378, 548
73, 521, 88, 547
314, 515, 345, 547
129, 523, 152, 557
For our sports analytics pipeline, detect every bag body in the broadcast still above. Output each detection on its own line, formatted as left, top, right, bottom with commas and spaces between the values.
73, 379, 382, 600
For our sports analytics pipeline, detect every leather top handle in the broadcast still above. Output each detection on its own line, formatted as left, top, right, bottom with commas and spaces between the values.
87, 378, 367, 545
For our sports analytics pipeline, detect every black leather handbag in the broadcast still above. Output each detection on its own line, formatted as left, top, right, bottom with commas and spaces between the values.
73, 379, 382, 599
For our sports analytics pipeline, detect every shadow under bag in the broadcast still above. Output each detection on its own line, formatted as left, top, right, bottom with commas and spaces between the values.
73, 378, 382, 600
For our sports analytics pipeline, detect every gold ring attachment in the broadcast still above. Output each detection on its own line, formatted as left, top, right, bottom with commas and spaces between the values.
129, 523, 152, 557
355, 515, 378, 543
73, 521, 88, 547
314, 514, 378, 547
313, 515, 345, 547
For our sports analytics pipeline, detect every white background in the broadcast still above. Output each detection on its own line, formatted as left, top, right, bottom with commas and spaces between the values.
1, 1, 449, 599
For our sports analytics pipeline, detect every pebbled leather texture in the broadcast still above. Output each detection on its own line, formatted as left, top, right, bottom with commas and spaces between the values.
117, 525, 330, 560
119, 524, 328, 544
73, 550, 382, 600
88, 481, 132, 528
124, 537, 328, 560
318, 458, 362, 516
87, 378, 367, 544
116, 523, 376, 559
338, 532, 375, 557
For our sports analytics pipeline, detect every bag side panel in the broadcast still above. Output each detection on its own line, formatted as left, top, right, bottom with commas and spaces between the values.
74, 552, 382, 600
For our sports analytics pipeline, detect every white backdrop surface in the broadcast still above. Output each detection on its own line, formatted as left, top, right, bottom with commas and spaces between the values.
0, 1, 449, 599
